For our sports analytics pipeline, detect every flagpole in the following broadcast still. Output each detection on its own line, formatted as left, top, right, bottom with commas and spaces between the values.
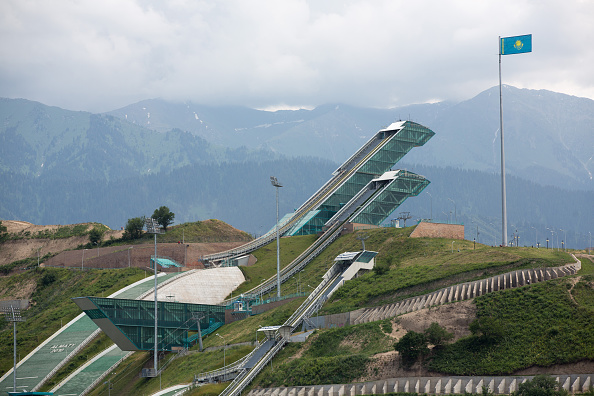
499, 36, 508, 247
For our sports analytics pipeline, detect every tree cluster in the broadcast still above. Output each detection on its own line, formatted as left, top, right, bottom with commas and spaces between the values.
121, 205, 175, 240
393, 322, 454, 368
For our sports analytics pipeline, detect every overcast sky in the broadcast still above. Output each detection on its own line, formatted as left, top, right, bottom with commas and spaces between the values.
1, 0, 593, 112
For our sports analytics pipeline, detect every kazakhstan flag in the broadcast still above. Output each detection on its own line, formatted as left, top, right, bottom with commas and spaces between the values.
500, 34, 532, 55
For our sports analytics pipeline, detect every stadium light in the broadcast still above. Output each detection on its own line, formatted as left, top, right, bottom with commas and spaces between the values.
270, 176, 283, 298
1, 304, 25, 393
144, 217, 163, 377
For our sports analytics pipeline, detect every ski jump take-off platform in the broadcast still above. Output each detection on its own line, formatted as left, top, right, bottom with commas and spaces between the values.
204, 120, 434, 264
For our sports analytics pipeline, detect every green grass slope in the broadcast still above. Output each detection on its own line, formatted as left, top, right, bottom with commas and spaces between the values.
0, 267, 146, 375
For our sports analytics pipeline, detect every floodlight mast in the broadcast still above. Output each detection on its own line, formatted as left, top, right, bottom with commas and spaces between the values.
270, 176, 283, 298
145, 217, 162, 376
1, 305, 24, 392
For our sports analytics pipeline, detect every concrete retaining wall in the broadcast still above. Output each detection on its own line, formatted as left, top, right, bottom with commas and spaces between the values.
352, 258, 580, 325
247, 374, 594, 395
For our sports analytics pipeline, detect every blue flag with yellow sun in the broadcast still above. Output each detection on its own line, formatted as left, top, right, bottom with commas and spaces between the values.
500, 34, 532, 55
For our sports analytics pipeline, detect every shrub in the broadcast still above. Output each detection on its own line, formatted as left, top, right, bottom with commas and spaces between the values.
424, 322, 453, 348
394, 330, 429, 368
513, 375, 568, 396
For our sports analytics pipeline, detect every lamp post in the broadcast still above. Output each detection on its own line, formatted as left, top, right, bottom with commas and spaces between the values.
270, 176, 283, 299
531, 226, 537, 248
589, 232, 592, 255
560, 229, 566, 251
145, 217, 162, 377
547, 228, 554, 251
451, 241, 455, 253
448, 198, 457, 224
441, 211, 448, 224
128, 247, 132, 268
1, 305, 24, 393
426, 191, 432, 221
216, 333, 226, 380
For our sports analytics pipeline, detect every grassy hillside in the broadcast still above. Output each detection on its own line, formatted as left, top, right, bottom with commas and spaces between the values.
3, 224, 591, 394
428, 276, 594, 375
0, 267, 145, 375
158, 220, 254, 243
319, 227, 572, 314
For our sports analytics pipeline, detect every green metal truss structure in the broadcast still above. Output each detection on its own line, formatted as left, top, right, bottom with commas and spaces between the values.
72, 297, 225, 351
288, 121, 434, 235
351, 170, 429, 225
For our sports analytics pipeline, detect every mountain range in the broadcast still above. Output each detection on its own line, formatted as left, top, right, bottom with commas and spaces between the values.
0, 86, 592, 248
106, 85, 594, 191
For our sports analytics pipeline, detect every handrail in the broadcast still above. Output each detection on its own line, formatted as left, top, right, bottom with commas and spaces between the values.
205, 123, 399, 264
194, 343, 259, 382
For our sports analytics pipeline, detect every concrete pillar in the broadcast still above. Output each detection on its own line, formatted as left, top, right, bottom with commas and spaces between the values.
413, 297, 425, 311
487, 378, 495, 394
298, 387, 306, 396
356, 310, 371, 324
392, 380, 399, 393
447, 286, 455, 302
459, 284, 466, 300
465, 379, 474, 394
497, 378, 506, 394
370, 383, 377, 395
437, 289, 447, 304
453, 379, 461, 394
423, 378, 432, 394
444, 379, 452, 394
307, 387, 315, 396
476, 379, 484, 394
403, 379, 410, 393
562, 376, 571, 392
399, 299, 410, 314
279, 388, 288, 396
571, 376, 581, 393
509, 378, 518, 393
287, 388, 296, 396
413, 378, 421, 393
386, 303, 398, 318
583, 376, 591, 392
435, 379, 442, 394
271, 388, 280, 396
